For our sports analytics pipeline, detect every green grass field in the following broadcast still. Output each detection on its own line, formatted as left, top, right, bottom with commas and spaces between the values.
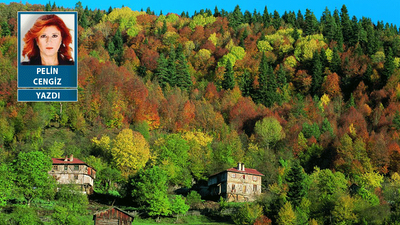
133, 215, 234, 225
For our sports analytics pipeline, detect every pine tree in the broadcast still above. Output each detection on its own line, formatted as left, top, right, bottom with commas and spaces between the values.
286, 161, 307, 208
214, 6, 220, 17
340, 5, 352, 45
265, 62, 278, 107
222, 59, 235, 90
168, 45, 177, 87
229, 5, 244, 29
155, 53, 170, 88
272, 10, 281, 30
296, 10, 305, 30
107, 6, 113, 15
383, 47, 395, 85
176, 52, 192, 91
304, 9, 318, 36
94, 9, 103, 24
45, 1, 51, 11
311, 51, 323, 96
244, 10, 252, 24
262, 6, 270, 27
161, 20, 167, 34
240, 70, 252, 97
292, 28, 300, 42
330, 47, 341, 74
112, 29, 124, 64
276, 64, 287, 89
1, 21, 11, 37
255, 53, 268, 104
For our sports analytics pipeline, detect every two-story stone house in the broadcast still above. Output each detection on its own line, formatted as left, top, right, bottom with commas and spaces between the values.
208, 163, 264, 202
49, 155, 96, 194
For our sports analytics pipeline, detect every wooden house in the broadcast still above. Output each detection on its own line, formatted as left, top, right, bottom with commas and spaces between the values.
93, 207, 135, 225
49, 155, 96, 194
208, 163, 264, 202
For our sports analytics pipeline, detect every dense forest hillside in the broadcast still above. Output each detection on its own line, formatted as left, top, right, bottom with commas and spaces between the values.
1, 2, 400, 224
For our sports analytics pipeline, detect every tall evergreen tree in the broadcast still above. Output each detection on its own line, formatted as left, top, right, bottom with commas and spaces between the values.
168, 45, 177, 87
94, 9, 103, 24
155, 53, 170, 88
383, 47, 395, 85
1, 22, 11, 37
340, 5, 352, 45
240, 70, 252, 97
296, 10, 305, 30
222, 59, 235, 90
330, 47, 341, 75
244, 10, 252, 24
229, 5, 244, 29
311, 51, 323, 96
214, 6, 220, 17
262, 6, 270, 27
176, 52, 193, 91
272, 10, 281, 30
286, 161, 307, 208
304, 9, 318, 36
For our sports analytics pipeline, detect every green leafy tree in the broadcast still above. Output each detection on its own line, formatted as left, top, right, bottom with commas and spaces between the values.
52, 184, 91, 225
170, 195, 190, 221
255, 117, 285, 150
131, 166, 171, 221
14, 151, 56, 206
153, 134, 191, 187
0, 163, 14, 207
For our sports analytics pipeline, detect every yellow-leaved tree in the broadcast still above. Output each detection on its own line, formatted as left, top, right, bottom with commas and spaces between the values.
112, 129, 150, 177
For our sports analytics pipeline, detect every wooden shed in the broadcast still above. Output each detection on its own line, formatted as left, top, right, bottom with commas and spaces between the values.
93, 207, 135, 225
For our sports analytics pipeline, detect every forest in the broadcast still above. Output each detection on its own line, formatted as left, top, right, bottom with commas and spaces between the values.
1, 1, 400, 224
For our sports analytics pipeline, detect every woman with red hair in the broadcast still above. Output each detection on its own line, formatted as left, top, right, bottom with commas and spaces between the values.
22, 14, 74, 65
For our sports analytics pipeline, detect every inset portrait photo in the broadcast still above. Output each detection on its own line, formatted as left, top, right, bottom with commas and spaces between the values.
19, 13, 76, 66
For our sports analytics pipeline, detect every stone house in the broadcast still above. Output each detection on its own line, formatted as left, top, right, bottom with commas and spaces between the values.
208, 163, 264, 202
49, 155, 96, 194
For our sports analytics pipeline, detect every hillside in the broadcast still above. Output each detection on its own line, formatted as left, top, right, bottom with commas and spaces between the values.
1, 2, 400, 224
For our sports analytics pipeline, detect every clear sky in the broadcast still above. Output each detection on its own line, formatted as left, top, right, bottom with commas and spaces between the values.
8, 0, 400, 26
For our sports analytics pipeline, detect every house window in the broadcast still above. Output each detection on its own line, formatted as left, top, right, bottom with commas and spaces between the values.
253, 176, 258, 181
231, 173, 236, 178
74, 165, 79, 171
243, 175, 245, 179
232, 184, 236, 192
64, 165, 68, 171
243, 185, 246, 193
53, 165, 58, 170
74, 175, 78, 180
253, 185, 257, 192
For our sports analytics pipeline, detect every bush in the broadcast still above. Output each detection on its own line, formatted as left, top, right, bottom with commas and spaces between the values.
232, 203, 263, 225
186, 191, 204, 209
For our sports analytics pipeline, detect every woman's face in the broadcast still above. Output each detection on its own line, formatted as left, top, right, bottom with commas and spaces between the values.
37, 25, 62, 58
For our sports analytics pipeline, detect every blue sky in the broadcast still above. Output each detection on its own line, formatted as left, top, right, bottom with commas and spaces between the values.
9, 0, 400, 26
